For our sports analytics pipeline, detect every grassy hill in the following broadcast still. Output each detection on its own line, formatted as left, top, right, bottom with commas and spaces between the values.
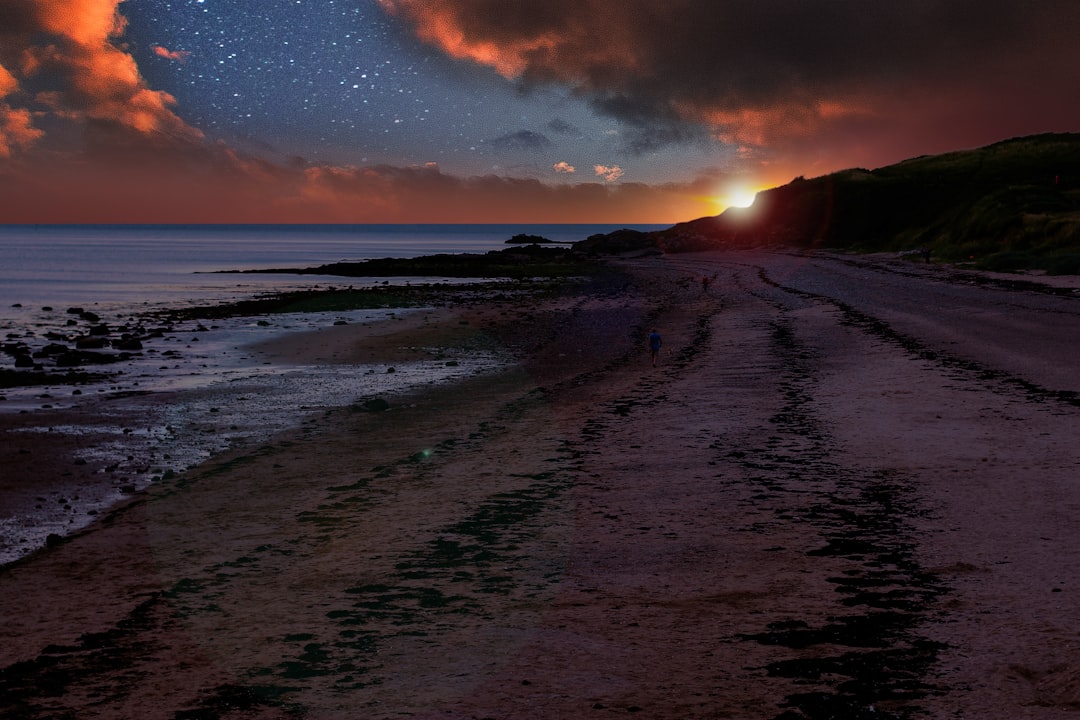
649, 133, 1080, 273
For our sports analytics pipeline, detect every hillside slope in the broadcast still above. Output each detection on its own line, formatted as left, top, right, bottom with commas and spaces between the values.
642, 133, 1080, 273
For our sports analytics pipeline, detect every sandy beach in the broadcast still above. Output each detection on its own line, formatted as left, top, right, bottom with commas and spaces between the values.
2, 249, 1080, 719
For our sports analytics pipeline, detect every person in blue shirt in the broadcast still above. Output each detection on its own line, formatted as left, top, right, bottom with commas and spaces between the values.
648, 329, 662, 367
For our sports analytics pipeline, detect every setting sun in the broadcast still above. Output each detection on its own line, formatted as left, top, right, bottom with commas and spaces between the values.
728, 189, 758, 208
712, 185, 760, 214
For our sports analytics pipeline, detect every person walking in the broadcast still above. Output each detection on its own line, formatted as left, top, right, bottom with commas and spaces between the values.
648, 329, 662, 367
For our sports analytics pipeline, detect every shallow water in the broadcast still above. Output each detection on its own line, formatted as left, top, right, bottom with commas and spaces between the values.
0, 306, 512, 565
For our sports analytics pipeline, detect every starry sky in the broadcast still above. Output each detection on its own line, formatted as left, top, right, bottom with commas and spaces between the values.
0, 0, 1078, 223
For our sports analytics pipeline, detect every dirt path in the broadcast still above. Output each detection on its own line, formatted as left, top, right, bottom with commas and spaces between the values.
2, 251, 1079, 719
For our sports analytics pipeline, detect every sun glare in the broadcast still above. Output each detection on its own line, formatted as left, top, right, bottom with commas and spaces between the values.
713, 185, 760, 214
728, 189, 758, 209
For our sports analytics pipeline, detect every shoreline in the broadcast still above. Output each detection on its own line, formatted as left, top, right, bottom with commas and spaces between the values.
2, 250, 1080, 718
2, 253, 1076, 568
3, 252, 1077, 568
0, 296, 525, 567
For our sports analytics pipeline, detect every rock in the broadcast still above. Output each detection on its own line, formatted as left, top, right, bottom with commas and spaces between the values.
360, 398, 390, 412
55, 350, 122, 367
572, 228, 661, 256
506, 233, 553, 244
33, 343, 69, 358
112, 337, 143, 351
75, 336, 109, 349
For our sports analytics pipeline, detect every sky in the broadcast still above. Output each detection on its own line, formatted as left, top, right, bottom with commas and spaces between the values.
0, 0, 1077, 224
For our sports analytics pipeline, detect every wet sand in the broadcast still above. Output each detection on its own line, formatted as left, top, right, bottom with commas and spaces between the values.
2, 250, 1080, 719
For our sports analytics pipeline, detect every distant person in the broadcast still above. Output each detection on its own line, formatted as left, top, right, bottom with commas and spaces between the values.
702, 275, 711, 293
648, 329, 662, 367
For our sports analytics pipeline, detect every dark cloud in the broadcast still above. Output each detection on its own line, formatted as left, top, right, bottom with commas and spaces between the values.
490, 129, 553, 152
381, 0, 1080, 169
546, 118, 580, 136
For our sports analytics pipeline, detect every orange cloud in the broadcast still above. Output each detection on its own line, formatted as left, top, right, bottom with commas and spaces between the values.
0, 63, 43, 157
377, 0, 642, 84
699, 100, 872, 148
553, 161, 575, 174
594, 164, 624, 182
0, 63, 17, 96
2, 0, 201, 144
0, 106, 43, 158
152, 45, 192, 63
37, 0, 128, 48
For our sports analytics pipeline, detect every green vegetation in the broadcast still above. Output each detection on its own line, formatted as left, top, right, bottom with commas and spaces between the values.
652, 133, 1080, 273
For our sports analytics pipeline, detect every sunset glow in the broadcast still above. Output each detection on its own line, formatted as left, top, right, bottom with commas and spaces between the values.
0, 1, 1077, 224
726, 188, 759, 210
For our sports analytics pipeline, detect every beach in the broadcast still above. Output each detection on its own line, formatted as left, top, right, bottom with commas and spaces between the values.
2, 249, 1080, 719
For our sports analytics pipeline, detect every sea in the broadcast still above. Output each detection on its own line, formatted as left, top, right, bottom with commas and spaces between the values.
0, 223, 664, 564
0, 223, 661, 311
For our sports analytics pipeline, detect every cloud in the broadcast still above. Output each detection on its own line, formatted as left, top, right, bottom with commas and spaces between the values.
0, 152, 725, 223
0, 64, 16, 97
594, 164, 623, 182
0, 0, 715, 224
152, 45, 192, 63
490, 129, 552, 152
553, 161, 575, 174
547, 118, 581, 137
0, 0, 202, 149
379, 1, 1080, 172
0, 63, 44, 158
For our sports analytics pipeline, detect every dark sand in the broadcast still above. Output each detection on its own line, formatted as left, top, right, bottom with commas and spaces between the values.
2, 250, 1080, 719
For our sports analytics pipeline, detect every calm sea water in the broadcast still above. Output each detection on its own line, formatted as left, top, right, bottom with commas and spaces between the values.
0, 223, 662, 317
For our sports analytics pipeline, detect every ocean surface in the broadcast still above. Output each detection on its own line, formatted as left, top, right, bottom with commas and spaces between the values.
0, 223, 664, 564
0, 223, 661, 313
